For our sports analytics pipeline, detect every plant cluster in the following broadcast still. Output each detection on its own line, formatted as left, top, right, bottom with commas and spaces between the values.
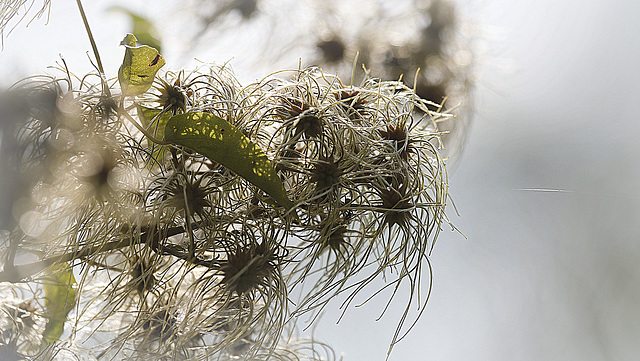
1, 58, 451, 359
0, 1, 461, 360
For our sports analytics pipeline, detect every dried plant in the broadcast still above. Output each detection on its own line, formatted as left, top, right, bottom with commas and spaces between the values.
0, 1, 464, 360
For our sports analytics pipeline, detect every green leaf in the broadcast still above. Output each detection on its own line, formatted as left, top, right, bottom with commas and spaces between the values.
164, 112, 293, 210
137, 105, 170, 134
137, 105, 171, 162
118, 33, 165, 96
42, 263, 77, 344
109, 7, 162, 52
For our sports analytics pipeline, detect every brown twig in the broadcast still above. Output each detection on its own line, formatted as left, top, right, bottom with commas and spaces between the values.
0, 223, 217, 283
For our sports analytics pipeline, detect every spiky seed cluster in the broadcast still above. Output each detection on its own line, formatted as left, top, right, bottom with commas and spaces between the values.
322, 224, 349, 254
166, 177, 212, 216
310, 157, 343, 192
276, 97, 324, 139
379, 122, 414, 160
142, 309, 178, 342
157, 78, 189, 115
220, 241, 276, 295
379, 187, 414, 229
295, 112, 323, 138
0, 64, 452, 360
334, 89, 369, 120
130, 256, 157, 296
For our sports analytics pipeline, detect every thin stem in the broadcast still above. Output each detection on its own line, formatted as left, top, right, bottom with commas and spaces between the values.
75, 0, 112, 97
117, 102, 172, 145
75, 0, 104, 75
0, 223, 215, 283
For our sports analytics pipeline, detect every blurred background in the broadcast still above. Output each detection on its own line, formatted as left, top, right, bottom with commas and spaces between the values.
1, 0, 639, 360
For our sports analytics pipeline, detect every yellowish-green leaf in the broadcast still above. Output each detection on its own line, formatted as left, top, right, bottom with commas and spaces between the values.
164, 112, 293, 210
121, 33, 137, 47
137, 105, 171, 134
118, 33, 165, 97
138, 105, 171, 163
110, 7, 162, 52
42, 263, 77, 344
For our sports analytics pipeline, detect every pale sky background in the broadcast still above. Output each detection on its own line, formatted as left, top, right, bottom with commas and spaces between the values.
1, 0, 640, 360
